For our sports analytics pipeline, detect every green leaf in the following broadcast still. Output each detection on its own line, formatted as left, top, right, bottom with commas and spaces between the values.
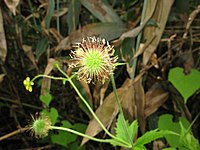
115, 113, 130, 142
168, 67, 200, 102
35, 37, 48, 59
128, 120, 138, 140
67, 0, 80, 34
158, 114, 190, 147
115, 113, 138, 145
42, 107, 58, 125
73, 123, 87, 133
40, 92, 53, 107
51, 120, 77, 147
44, 0, 55, 29
134, 129, 170, 147
178, 122, 200, 150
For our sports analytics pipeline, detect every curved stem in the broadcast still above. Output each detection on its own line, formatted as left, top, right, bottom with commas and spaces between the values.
50, 126, 110, 143
31, 74, 67, 82
110, 72, 134, 148
55, 64, 130, 147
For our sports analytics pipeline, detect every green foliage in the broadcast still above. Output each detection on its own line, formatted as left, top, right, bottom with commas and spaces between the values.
51, 120, 77, 147
158, 114, 189, 147
178, 122, 200, 150
35, 37, 48, 60
51, 121, 87, 148
110, 113, 173, 149
41, 107, 58, 125
168, 67, 200, 102
134, 129, 171, 147
40, 92, 53, 107
115, 113, 138, 143
44, 0, 55, 29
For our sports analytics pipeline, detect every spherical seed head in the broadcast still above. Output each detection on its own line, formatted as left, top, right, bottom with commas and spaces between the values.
70, 37, 118, 84
28, 114, 51, 138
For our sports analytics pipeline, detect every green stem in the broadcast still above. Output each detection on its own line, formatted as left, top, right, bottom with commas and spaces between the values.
31, 74, 68, 82
50, 126, 110, 143
110, 72, 134, 148
55, 64, 130, 147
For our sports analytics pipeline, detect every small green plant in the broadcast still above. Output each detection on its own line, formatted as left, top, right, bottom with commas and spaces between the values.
168, 67, 200, 102
24, 37, 175, 149
159, 114, 200, 150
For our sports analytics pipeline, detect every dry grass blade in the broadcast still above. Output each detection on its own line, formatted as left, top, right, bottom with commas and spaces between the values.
80, 0, 122, 23
41, 58, 56, 96
81, 79, 132, 145
143, 0, 174, 65
0, 7, 7, 63
134, 78, 146, 133
22, 45, 38, 69
3, 0, 20, 15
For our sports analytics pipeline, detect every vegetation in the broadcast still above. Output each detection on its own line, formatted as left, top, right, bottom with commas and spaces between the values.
0, 0, 200, 149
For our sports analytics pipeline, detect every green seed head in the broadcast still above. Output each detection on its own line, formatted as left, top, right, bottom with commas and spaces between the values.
28, 114, 51, 138
70, 37, 118, 84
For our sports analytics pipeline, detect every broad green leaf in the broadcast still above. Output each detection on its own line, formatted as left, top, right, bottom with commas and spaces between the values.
35, 37, 48, 59
39, 92, 53, 107
168, 67, 200, 102
73, 123, 87, 133
51, 120, 77, 147
134, 129, 171, 147
42, 107, 58, 125
68, 141, 86, 150
158, 114, 190, 147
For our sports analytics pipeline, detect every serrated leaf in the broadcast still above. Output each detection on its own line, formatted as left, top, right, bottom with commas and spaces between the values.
40, 92, 53, 107
115, 113, 130, 142
128, 120, 138, 140
168, 67, 200, 102
134, 129, 171, 147
42, 107, 58, 125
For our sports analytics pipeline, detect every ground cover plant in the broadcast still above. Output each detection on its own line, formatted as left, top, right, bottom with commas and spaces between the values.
0, 0, 200, 149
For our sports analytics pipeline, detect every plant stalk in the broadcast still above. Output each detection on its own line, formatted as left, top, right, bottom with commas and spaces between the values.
110, 71, 134, 148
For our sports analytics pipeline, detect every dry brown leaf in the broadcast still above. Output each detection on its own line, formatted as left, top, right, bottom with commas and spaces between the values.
0, 74, 6, 83
41, 58, 56, 95
55, 22, 127, 51
134, 78, 146, 133
22, 45, 38, 69
143, 0, 174, 65
4, 0, 20, 15
0, 8, 7, 62
145, 85, 169, 117
81, 79, 132, 145
113, 0, 158, 47
79, 80, 93, 107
